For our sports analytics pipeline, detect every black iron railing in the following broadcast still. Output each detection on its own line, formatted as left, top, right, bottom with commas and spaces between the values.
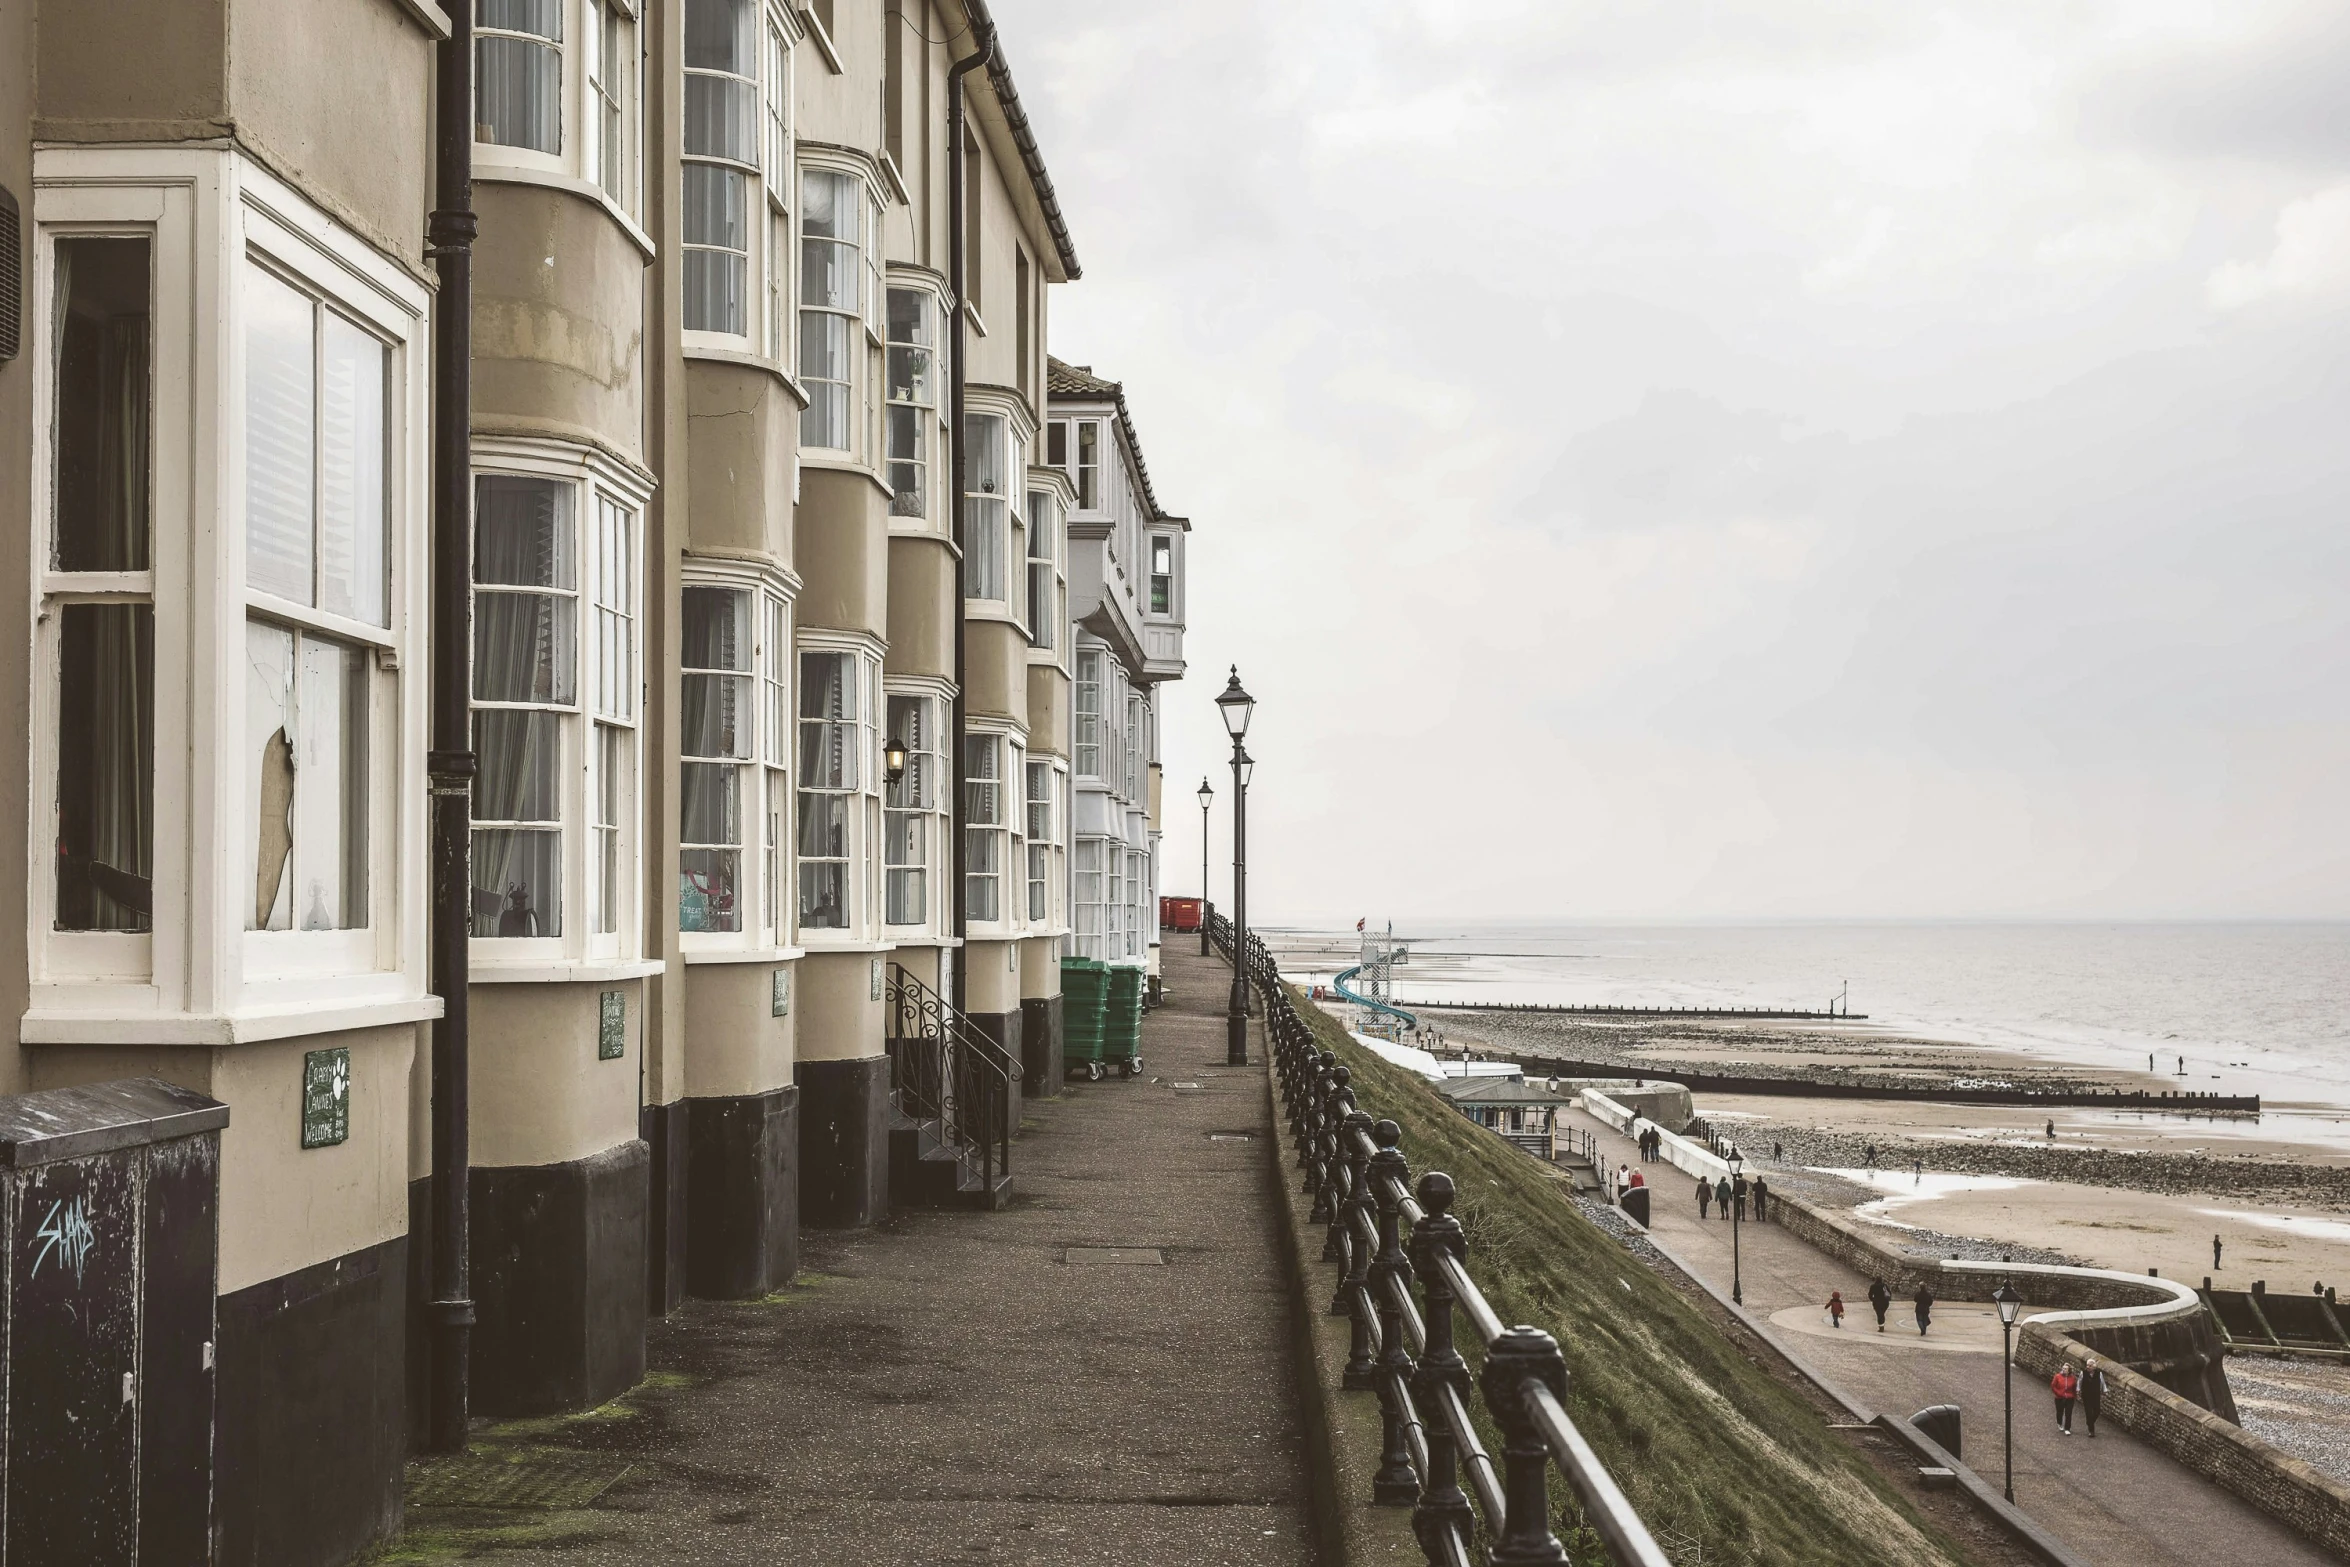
1209, 913, 1670, 1567
885, 964, 1015, 1190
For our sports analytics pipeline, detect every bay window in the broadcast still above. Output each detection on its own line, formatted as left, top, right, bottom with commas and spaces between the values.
1150, 535, 1173, 615
684, 0, 758, 336
885, 288, 938, 519
884, 693, 940, 927
476, 1, 644, 220
1073, 839, 1105, 958
964, 733, 1004, 924
584, 0, 635, 207
798, 648, 872, 930
471, 457, 645, 951
244, 260, 390, 937
799, 168, 862, 447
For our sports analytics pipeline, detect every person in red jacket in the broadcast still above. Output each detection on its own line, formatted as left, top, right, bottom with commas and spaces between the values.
2051, 1365, 2080, 1434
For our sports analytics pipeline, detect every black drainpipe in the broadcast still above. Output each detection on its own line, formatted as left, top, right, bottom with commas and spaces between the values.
425, 5, 478, 1454
947, 16, 996, 1021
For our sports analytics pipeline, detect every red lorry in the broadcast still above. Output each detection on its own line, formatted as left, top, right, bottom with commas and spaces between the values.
1160, 896, 1204, 932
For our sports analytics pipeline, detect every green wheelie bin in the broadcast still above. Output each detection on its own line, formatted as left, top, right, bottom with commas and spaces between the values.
1061, 956, 1110, 1080
1103, 963, 1145, 1078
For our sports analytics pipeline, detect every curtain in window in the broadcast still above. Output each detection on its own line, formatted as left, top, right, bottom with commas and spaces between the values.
477, 0, 564, 153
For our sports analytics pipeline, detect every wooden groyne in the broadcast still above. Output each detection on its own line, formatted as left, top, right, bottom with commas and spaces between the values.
1499, 1054, 2261, 1113
1404, 1000, 1866, 1020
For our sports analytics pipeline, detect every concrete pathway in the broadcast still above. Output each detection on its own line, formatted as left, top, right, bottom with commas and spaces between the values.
486, 948, 1313, 1565
1564, 1106, 2334, 1567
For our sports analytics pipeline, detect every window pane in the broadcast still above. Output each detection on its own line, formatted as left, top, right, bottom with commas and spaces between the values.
680, 759, 741, 844
798, 860, 846, 928
683, 73, 758, 164
473, 828, 561, 936
886, 866, 925, 926
797, 791, 847, 858
475, 474, 573, 585
684, 249, 748, 337
595, 497, 635, 720
963, 497, 1003, 599
681, 671, 750, 760
245, 621, 295, 930
887, 407, 925, 518
682, 161, 748, 250
595, 723, 627, 935
680, 848, 741, 932
55, 603, 154, 932
801, 169, 858, 240
680, 584, 750, 669
476, 34, 563, 154
472, 708, 561, 822
968, 415, 1003, 494
294, 637, 368, 930
318, 314, 388, 626
480, 0, 562, 38
473, 591, 577, 703
884, 809, 926, 867
683, 0, 751, 71
51, 237, 152, 574
246, 267, 315, 604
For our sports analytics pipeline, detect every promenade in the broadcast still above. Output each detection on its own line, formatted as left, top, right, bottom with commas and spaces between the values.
395, 948, 1311, 1565
1562, 1105, 2334, 1567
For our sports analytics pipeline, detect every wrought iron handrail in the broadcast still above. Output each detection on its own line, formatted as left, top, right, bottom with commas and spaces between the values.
1208, 911, 1671, 1567
885, 963, 1014, 1190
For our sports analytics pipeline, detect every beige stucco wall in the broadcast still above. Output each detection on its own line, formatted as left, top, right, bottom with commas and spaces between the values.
682, 359, 795, 561
796, 950, 883, 1063
475, 182, 649, 464
1020, 937, 1061, 1002
26, 1026, 418, 1295
467, 980, 644, 1169
796, 466, 889, 636
682, 961, 796, 1101
1026, 664, 1070, 762
35, 0, 227, 139
885, 533, 955, 680
965, 938, 1022, 1016
966, 618, 1028, 727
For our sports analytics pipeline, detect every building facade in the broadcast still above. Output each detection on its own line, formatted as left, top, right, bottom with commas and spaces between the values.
0, 1, 1186, 1561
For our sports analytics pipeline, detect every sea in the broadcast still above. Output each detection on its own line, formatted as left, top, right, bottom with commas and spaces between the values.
1265, 921, 2350, 1118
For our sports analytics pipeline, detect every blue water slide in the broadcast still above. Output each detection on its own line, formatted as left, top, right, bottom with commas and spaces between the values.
1331, 964, 1419, 1031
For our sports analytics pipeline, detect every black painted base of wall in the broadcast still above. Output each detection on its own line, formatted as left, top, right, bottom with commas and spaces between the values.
796, 1056, 889, 1228
686, 1088, 799, 1298
217, 1235, 407, 1567
471, 1139, 650, 1417
643, 1099, 689, 1317
1020, 994, 1064, 1098
968, 1009, 1024, 1146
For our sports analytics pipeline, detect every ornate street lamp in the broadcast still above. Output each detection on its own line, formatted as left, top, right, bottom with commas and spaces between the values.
1726, 1145, 1744, 1305
1994, 1282, 2024, 1501
1217, 668, 1255, 1065
1197, 777, 1214, 956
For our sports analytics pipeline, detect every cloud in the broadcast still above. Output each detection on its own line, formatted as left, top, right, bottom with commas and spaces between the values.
2207, 183, 2350, 308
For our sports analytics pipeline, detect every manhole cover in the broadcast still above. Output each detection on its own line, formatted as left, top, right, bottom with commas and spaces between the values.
1062, 1247, 1165, 1266
1172, 1082, 1205, 1090
1207, 1131, 1255, 1142
408, 1449, 634, 1510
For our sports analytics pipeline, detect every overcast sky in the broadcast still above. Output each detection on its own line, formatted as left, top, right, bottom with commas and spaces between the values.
998, 0, 2350, 924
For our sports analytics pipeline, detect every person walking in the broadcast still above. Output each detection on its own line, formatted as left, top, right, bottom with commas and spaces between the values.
1617, 1164, 1632, 1202
2052, 1365, 2079, 1434
1827, 1290, 1846, 1329
1913, 1282, 1935, 1336
1868, 1278, 1892, 1331
2214, 1233, 2224, 1270
1697, 1175, 1712, 1220
2079, 1357, 2108, 1437
1773, 1140, 1783, 1161
1715, 1175, 1733, 1220
1731, 1171, 1749, 1221
1864, 1142, 1878, 1175
1628, 1166, 1645, 1190
1751, 1175, 1769, 1221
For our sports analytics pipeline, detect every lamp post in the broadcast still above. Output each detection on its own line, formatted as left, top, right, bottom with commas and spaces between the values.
1726, 1144, 1744, 1306
1197, 777, 1214, 956
1215, 668, 1256, 1066
1994, 1283, 2023, 1502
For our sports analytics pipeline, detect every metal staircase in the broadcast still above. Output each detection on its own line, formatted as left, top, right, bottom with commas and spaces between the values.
884, 964, 1017, 1211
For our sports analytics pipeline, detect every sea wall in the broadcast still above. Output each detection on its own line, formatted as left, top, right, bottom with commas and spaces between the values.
1583, 1089, 1725, 1181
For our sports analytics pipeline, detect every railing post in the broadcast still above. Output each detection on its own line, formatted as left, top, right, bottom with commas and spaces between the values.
1481, 1326, 1572, 1566
1319, 1076, 1355, 1259
1297, 1048, 1332, 1160
1410, 1172, 1474, 1560
1310, 1062, 1345, 1216
1369, 1120, 1417, 1504
1335, 1109, 1376, 1347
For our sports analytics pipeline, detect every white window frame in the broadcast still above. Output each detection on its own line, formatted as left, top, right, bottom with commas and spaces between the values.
883, 683, 948, 933
468, 437, 653, 975
475, 0, 651, 245
1074, 647, 1103, 780
681, 0, 801, 352
25, 149, 435, 1041
796, 159, 876, 453
795, 635, 881, 943
963, 728, 1010, 930
884, 281, 945, 526
677, 560, 799, 960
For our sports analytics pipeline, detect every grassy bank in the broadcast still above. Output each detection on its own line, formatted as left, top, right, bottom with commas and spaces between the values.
1293, 988, 1974, 1566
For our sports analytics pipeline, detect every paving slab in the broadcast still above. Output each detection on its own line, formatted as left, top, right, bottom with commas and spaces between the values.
406, 948, 1313, 1566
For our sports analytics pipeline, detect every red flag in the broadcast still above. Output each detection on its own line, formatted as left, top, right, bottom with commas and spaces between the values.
1356, 917, 1365, 932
